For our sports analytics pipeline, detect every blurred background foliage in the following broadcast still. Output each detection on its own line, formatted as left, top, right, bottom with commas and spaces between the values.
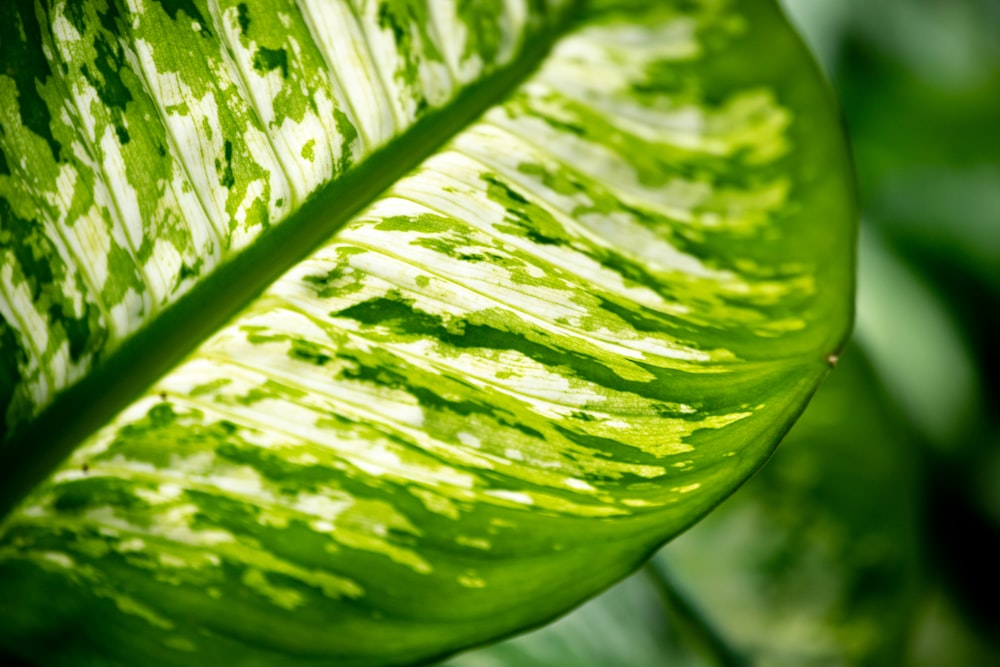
444, 0, 1000, 664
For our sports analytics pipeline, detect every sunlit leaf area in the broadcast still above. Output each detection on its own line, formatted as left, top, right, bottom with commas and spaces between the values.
0, 0, 995, 665
454, 0, 1000, 664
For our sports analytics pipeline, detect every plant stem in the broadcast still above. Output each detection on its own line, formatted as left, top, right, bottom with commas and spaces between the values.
644, 560, 749, 667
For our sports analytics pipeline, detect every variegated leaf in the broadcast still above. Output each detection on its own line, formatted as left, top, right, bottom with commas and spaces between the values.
659, 345, 920, 666
0, 0, 568, 435
446, 346, 919, 667
0, 0, 855, 665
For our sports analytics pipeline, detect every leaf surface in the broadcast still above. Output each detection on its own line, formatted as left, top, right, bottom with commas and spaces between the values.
448, 346, 919, 667
0, 0, 854, 665
445, 566, 701, 667
659, 345, 920, 666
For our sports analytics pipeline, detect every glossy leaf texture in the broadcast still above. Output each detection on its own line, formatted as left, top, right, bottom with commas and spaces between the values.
0, 0, 570, 435
659, 345, 921, 666
447, 346, 919, 667
0, 0, 855, 665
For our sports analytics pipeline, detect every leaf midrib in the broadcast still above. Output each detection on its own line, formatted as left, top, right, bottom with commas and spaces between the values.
0, 6, 579, 520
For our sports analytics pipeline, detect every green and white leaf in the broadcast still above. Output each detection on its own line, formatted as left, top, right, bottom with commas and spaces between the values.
0, 0, 566, 432
0, 0, 855, 665
449, 346, 919, 667
660, 345, 920, 666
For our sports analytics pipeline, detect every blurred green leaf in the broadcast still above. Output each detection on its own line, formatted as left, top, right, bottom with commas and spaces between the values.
781, 0, 1000, 660
870, 168, 1000, 294
908, 589, 1000, 667
660, 345, 921, 666
854, 227, 980, 450
777, 0, 854, 72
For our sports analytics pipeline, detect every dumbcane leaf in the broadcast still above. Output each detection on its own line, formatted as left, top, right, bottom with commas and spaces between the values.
0, 0, 573, 439
443, 566, 708, 667
447, 347, 917, 667
0, 0, 855, 666
659, 345, 921, 666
